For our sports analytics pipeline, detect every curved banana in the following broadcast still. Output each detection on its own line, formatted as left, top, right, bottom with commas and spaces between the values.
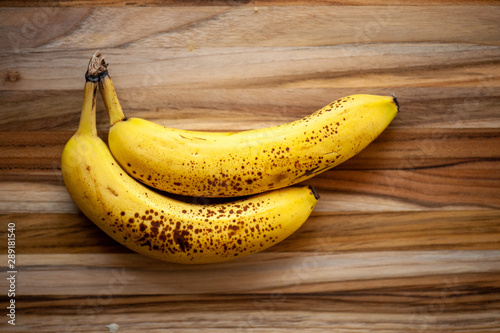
61, 78, 318, 264
97, 57, 398, 198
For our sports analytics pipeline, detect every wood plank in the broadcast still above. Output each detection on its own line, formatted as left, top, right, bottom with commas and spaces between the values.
283, 210, 500, 252
310, 167, 500, 210
2, 0, 500, 6
2, 0, 500, 7
121, 6, 500, 48
0, 7, 227, 52
5, 290, 500, 332
1, 251, 498, 296
14, 291, 500, 320
2, 44, 499, 91
1, 85, 499, 131
1, 210, 499, 254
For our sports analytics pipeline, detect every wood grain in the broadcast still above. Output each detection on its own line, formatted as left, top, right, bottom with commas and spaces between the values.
1, 3, 499, 332
2, 86, 500, 131
1, 251, 499, 295
2, 0, 500, 6
6, 290, 500, 332
3, 44, 500, 91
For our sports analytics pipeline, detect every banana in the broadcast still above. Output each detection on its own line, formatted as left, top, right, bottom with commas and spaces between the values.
96, 64, 398, 198
61, 73, 318, 264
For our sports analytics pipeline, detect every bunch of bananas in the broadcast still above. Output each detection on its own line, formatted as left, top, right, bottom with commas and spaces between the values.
61, 52, 398, 264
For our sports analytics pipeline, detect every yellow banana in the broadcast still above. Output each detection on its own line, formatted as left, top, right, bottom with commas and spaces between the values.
97, 63, 398, 198
61, 76, 318, 264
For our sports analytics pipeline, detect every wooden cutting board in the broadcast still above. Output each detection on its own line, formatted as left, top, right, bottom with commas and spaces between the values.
1, 2, 499, 332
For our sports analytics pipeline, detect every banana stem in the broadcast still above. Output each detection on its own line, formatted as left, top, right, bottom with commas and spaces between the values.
85, 51, 125, 126
76, 81, 98, 137
99, 74, 126, 126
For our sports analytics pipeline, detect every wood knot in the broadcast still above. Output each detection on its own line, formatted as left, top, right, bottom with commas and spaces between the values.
6, 71, 20, 82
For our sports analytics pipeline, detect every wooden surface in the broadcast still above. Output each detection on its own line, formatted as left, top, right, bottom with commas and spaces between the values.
1, 2, 500, 332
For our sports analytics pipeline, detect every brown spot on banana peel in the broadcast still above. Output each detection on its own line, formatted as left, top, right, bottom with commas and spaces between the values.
122, 208, 284, 257
107, 186, 118, 197
173, 229, 191, 252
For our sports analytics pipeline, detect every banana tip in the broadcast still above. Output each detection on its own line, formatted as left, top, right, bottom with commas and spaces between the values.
391, 93, 400, 113
308, 185, 320, 200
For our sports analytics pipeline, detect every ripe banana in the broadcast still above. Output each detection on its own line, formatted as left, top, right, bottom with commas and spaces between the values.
96, 61, 398, 198
61, 77, 318, 264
